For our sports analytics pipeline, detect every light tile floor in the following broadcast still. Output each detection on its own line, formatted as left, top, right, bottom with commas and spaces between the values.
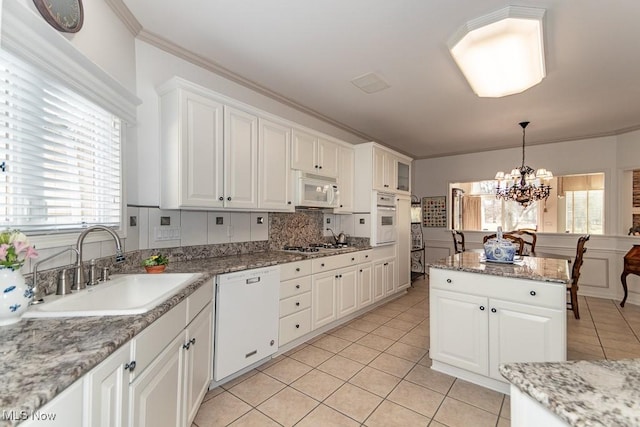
193, 276, 640, 426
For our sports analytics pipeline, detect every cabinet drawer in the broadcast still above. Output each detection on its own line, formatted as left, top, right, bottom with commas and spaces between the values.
357, 250, 373, 264
373, 244, 395, 260
280, 276, 312, 299
132, 299, 187, 380
279, 309, 311, 345
280, 260, 312, 281
429, 268, 565, 309
312, 253, 358, 273
187, 279, 213, 324
279, 291, 311, 317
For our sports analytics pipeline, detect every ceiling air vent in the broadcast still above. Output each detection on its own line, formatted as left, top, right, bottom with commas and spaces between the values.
351, 72, 390, 94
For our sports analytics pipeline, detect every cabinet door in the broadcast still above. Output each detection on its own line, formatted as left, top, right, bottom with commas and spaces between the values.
358, 263, 373, 308
181, 92, 224, 208
335, 145, 354, 213
129, 334, 184, 427
317, 137, 339, 177
372, 147, 388, 191
397, 197, 411, 291
291, 129, 317, 173
488, 299, 565, 381
224, 106, 258, 209
384, 259, 397, 296
384, 152, 397, 191
183, 303, 214, 426
430, 288, 489, 376
84, 343, 131, 427
372, 261, 385, 302
312, 272, 337, 329
337, 267, 358, 318
396, 159, 411, 193
258, 118, 293, 211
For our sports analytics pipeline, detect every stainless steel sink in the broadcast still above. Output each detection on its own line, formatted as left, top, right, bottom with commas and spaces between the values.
23, 273, 202, 318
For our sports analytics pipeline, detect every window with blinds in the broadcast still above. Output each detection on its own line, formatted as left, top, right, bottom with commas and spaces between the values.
0, 48, 122, 233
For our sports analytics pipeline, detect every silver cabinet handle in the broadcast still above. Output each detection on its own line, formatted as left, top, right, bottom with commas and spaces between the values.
124, 361, 136, 372
479, 306, 485, 311
491, 308, 497, 313
530, 290, 537, 296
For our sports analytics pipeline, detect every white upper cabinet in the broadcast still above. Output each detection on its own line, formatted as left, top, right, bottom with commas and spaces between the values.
258, 118, 294, 211
291, 129, 339, 178
160, 87, 224, 209
373, 146, 397, 192
335, 145, 354, 213
223, 106, 258, 209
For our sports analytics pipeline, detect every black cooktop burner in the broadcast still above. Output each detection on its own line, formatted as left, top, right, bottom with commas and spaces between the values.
283, 243, 349, 252
282, 245, 320, 253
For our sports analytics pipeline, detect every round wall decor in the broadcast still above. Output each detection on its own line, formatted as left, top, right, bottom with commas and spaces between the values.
33, 0, 84, 33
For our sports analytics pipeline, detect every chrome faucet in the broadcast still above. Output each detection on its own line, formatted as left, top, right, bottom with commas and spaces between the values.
30, 247, 79, 304
74, 225, 125, 291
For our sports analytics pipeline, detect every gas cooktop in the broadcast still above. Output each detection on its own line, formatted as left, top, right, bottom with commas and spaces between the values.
282, 243, 350, 253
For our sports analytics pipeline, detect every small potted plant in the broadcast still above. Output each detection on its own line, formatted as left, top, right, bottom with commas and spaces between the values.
142, 253, 169, 274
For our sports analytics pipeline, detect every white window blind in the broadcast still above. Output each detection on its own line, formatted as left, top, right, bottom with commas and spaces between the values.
0, 48, 122, 233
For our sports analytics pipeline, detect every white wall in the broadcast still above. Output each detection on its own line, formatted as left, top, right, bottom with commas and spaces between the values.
413, 130, 640, 304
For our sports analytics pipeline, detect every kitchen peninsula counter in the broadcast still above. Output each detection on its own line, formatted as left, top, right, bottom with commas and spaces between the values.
0, 247, 368, 426
500, 359, 640, 427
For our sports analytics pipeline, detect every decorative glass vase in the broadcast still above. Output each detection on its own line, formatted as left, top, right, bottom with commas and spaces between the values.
0, 266, 33, 326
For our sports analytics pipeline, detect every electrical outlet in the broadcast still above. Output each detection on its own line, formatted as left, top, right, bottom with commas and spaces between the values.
129, 216, 137, 226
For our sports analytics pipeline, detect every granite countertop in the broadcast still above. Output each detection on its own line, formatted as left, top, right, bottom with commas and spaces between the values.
0, 247, 367, 426
500, 359, 640, 427
428, 251, 570, 284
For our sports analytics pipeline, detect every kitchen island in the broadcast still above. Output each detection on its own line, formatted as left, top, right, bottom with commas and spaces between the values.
428, 251, 570, 394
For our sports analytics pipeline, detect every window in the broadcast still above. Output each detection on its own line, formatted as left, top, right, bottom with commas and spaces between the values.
565, 190, 604, 234
451, 172, 604, 234
0, 48, 122, 233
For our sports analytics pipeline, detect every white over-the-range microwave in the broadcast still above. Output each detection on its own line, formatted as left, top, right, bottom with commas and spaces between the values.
294, 171, 340, 208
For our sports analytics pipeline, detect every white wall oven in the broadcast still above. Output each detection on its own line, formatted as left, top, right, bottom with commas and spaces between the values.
375, 192, 397, 245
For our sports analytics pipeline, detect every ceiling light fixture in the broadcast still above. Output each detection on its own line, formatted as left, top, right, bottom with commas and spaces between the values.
495, 121, 553, 207
448, 6, 546, 97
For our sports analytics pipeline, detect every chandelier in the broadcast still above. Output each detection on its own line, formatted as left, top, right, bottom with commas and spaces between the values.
494, 122, 553, 207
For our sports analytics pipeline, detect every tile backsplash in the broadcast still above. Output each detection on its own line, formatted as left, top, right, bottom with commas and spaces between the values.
26, 207, 368, 297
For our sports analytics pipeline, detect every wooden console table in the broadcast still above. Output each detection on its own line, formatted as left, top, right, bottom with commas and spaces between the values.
620, 245, 640, 307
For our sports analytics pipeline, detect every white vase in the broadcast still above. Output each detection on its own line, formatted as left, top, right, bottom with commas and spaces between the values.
0, 266, 33, 326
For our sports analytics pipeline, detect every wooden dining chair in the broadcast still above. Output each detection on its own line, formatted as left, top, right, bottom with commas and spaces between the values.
482, 234, 525, 256
568, 235, 590, 319
507, 229, 537, 255
451, 230, 466, 254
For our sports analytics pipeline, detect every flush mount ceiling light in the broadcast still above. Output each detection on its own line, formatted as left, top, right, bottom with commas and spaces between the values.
448, 6, 546, 97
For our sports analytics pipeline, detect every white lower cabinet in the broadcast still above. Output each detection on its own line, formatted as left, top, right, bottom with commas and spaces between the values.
311, 270, 338, 329
279, 261, 313, 346
357, 262, 373, 309
19, 379, 84, 427
84, 280, 214, 427
130, 302, 213, 427
84, 342, 131, 427
336, 267, 358, 318
429, 268, 565, 392
373, 258, 396, 301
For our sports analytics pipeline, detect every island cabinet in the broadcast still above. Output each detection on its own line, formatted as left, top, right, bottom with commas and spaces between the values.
429, 268, 566, 394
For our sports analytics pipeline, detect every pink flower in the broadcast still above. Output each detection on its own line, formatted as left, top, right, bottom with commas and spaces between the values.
12, 240, 28, 254
0, 244, 8, 259
24, 246, 38, 260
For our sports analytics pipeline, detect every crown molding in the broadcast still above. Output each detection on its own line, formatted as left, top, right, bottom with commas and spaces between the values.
103, 0, 142, 36
136, 28, 373, 143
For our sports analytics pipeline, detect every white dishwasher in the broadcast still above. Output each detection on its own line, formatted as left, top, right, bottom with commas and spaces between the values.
214, 266, 280, 381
